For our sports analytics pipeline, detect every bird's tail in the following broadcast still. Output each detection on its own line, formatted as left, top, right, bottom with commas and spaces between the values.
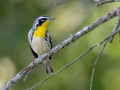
44, 58, 53, 74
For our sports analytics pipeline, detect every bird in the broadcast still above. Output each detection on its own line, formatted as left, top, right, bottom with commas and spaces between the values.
28, 15, 55, 74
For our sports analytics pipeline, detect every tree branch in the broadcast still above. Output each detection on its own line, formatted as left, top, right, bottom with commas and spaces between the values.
109, 8, 120, 42
55, 0, 68, 5
27, 30, 120, 90
96, 0, 120, 7
1, 7, 119, 90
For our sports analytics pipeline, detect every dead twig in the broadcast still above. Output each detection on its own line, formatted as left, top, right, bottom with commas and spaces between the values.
96, 0, 120, 7
90, 40, 108, 90
55, 0, 68, 5
109, 8, 120, 42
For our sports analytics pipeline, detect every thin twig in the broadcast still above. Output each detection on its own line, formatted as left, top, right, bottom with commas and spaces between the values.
55, 0, 68, 5
94, 0, 102, 3
27, 30, 120, 90
23, 66, 33, 81
109, 20, 120, 42
90, 40, 108, 90
23, 62, 41, 81
110, 8, 120, 42
119, 32, 120, 42
1, 8, 119, 90
96, 0, 120, 7
118, 9, 120, 42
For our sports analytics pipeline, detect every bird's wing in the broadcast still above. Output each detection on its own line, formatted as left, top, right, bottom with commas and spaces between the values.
45, 30, 52, 59
29, 44, 38, 58
28, 29, 38, 58
45, 30, 52, 49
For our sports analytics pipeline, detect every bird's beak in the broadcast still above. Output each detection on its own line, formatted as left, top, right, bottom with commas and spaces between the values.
48, 18, 56, 20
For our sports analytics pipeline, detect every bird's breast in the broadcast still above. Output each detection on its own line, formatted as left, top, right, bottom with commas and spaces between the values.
31, 37, 50, 55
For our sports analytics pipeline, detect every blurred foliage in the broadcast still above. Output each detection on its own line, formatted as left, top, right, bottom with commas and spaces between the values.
0, 0, 120, 90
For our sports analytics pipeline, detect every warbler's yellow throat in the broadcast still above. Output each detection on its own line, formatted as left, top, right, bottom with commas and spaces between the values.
34, 20, 50, 38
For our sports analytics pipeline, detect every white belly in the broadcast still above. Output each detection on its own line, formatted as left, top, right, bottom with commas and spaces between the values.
31, 37, 50, 55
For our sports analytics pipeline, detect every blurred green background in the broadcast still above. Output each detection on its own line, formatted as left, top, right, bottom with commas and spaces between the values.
0, 0, 120, 90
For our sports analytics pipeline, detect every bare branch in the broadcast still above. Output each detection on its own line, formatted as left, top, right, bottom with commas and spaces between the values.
109, 20, 120, 42
1, 7, 119, 90
94, 0, 102, 3
90, 40, 108, 90
96, 0, 120, 7
109, 8, 120, 42
55, 0, 68, 5
28, 30, 120, 90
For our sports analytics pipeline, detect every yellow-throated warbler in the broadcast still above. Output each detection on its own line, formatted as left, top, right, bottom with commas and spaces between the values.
28, 16, 55, 74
